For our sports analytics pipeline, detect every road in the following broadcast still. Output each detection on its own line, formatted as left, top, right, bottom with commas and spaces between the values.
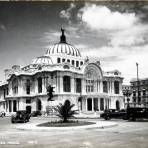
0, 117, 148, 148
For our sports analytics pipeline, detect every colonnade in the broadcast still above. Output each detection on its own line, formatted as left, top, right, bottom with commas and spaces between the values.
84, 97, 110, 111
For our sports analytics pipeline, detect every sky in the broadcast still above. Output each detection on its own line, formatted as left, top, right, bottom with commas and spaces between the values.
0, 1, 148, 84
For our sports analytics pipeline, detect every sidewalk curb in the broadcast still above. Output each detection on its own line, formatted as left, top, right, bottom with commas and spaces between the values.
16, 121, 118, 132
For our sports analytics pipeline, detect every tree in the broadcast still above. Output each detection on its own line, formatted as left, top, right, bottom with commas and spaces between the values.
54, 100, 77, 123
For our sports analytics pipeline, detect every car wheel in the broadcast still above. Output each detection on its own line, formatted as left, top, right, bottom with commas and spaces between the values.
23, 119, 26, 123
104, 116, 110, 120
11, 120, 15, 124
131, 117, 136, 121
122, 116, 127, 120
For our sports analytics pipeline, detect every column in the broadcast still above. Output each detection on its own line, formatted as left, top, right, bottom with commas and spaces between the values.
42, 99, 46, 112
110, 81, 112, 94
108, 81, 110, 94
45, 77, 48, 92
85, 98, 87, 111
104, 98, 106, 110
31, 99, 36, 111
98, 98, 100, 111
19, 98, 25, 110
60, 76, 63, 93
11, 100, 13, 112
17, 100, 19, 111
82, 78, 85, 94
92, 98, 94, 111
18, 79, 22, 95
94, 81, 97, 93
112, 81, 114, 94
98, 81, 100, 93
57, 76, 60, 93
6, 101, 9, 112
55, 76, 58, 94
35, 79, 38, 94
42, 77, 45, 93
71, 77, 74, 93
100, 81, 103, 93
119, 82, 122, 95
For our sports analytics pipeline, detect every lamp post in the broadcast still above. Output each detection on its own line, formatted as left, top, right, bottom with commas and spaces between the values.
136, 63, 141, 106
78, 91, 83, 113
123, 89, 132, 109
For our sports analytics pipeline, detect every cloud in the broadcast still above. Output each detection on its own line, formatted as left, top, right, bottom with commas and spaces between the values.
110, 24, 148, 47
59, 3, 76, 21
78, 4, 138, 31
78, 4, 148, 47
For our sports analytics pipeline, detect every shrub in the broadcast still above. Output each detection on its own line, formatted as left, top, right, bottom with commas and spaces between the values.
54, 100, 77, 123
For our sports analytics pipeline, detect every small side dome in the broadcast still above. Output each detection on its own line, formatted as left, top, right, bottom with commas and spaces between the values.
31, 56, 53, 65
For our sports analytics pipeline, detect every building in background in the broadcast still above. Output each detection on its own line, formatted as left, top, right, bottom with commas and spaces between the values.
122, 85, 132, 108
0, 29, 124, 115
130, 78, 148, 107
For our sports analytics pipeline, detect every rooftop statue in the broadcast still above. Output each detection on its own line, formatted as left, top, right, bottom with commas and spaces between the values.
60, 28, 66, 43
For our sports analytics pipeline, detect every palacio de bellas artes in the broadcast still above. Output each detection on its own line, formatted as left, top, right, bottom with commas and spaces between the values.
0, 28, 124, 113
0, 28, 124, 115
0, 1, 148, 119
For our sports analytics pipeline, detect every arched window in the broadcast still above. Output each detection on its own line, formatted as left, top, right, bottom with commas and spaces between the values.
80, 61, 83, 65
116, 100, 120, 110
76, 78, 81, 93
57, 58, 61, 63
114, 81, 119, 94
76, 61, 79, 67
38, 77, 42, 93
63, 76, 71, 92
12, 78, 18, 94
100, 98, 104, 111
62, 58, 65, 62
72, 60, 75, 66
37, 99, 42, 111
26, 79, 31, 94
86, 80, 94, 92
13, 100, 17, 112
103, 81, 108, 93
87, 98, 92, 111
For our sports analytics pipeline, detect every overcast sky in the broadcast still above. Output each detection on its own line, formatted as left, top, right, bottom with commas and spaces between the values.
0, 2, 148, 84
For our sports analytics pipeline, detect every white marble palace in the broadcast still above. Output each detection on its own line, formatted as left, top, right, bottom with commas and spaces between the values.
0, 29, 124, 115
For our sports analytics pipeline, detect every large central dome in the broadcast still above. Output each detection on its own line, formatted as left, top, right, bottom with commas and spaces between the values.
46, 43, 81, 57
46, 28, 81, 57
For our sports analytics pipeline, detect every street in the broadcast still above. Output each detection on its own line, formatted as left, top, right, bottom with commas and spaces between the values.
0, 117, 148, 148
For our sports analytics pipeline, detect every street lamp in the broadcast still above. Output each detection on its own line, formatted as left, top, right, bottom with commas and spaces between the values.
123, 89, 132, 108
78, 91, 83, 112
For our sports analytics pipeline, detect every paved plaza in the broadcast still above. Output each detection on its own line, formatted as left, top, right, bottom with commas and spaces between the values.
0, 117, 148, 148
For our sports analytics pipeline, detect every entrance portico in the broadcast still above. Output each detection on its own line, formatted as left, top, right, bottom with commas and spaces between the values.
84, 97, 110, 112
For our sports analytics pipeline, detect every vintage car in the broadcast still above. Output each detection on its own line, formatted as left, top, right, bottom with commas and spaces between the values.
100, 109, 127, 120
11, 110, 30, 123
126, 107, 148, 121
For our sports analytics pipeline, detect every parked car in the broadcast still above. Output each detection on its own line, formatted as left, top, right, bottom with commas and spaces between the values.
100, 109, 127, 120
11, 110, 30, 123
30, 111, 42, 117
126, 107, 148, 121
0, 111, 6, 118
